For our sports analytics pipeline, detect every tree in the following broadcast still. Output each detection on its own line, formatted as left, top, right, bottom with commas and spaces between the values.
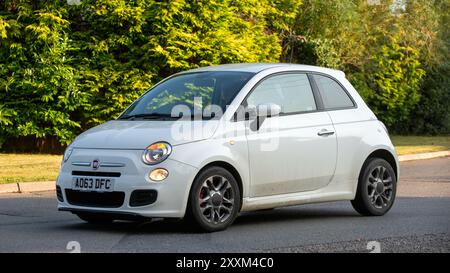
403, 0, 450, 134
0, 0, 285, 151
0, 1, 81, 150
365, 36, 425, 127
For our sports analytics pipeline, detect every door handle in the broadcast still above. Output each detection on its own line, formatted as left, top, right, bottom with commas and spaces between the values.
317, 129, 335, 136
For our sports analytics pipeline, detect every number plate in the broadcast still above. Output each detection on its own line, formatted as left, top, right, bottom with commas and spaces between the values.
72, 177, 115, 192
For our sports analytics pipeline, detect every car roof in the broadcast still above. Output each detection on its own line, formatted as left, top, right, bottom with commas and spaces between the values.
177, 63, 345, 77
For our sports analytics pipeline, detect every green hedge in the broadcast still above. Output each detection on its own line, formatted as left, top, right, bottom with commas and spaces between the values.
0, 0, 448, 152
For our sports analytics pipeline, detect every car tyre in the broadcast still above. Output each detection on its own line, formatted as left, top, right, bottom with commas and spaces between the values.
186, 166, 241, 232
351, 158, 397, 216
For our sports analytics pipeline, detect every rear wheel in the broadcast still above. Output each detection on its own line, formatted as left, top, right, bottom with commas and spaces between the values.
76, 212, 114, 224
186, 167, 241, 232
351, 158, 397, 216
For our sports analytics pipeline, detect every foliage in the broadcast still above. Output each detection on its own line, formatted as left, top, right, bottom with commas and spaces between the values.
0, 0, 448, 152
288, 0, 449, 134
366, 37, 425, 127
404, 0, 450, 134
0, 0, 286, 151
407, 64, 450, 134
0, 1, 80, 150
289, 0, 363, 67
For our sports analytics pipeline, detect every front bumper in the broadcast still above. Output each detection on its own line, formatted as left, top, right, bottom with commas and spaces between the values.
56, 148, 198, 218
58, 207, 150, 221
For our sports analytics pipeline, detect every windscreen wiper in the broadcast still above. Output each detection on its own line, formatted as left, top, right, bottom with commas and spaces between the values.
118, 113, 177, 120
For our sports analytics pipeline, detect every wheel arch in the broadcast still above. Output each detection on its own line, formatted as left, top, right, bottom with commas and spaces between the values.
191, 161, 244, 211
363, 149, 398, 180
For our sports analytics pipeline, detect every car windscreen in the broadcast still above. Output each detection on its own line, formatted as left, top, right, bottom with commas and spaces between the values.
119, 71, 255, 120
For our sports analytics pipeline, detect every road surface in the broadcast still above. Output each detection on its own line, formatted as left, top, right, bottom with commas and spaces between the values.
0, 157, 449, 253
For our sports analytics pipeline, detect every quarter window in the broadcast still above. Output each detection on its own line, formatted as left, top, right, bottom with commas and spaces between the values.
246, 73, 317, 114
313, 75, 354, 109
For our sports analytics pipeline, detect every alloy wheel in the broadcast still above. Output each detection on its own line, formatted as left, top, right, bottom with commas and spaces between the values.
198, 175, 235, 224
367, 165, 394, 209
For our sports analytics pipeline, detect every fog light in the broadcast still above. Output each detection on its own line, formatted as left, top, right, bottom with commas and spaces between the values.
149, 168, 169, 181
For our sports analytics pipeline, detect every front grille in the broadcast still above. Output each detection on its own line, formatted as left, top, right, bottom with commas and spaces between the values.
72, 171, 121, 177
56, 186, 64, 202
130, 190, 158, 207
65, 189, 125, 208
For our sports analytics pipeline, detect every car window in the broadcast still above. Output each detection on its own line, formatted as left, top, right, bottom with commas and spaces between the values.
119, 71, 254, 120
313, 74, 354, 109
246, 73, 317, 114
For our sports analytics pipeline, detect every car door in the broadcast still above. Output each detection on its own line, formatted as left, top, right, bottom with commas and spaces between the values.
244, 73, 337, 197
311, 73, 362, 185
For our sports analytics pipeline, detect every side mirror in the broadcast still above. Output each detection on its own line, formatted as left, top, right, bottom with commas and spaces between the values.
256, 103, 281, 117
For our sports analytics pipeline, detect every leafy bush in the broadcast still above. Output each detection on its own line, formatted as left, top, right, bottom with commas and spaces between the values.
402, 63, 450, 134
290, 0, 448, 134
365, 37, 425, 128
0, 0, 285, 151
0, 1, 81, 150
0, 0, 448, 153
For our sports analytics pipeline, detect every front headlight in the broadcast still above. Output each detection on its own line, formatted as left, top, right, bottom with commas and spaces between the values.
142, 142, 172, 165
63, 146, 73, 163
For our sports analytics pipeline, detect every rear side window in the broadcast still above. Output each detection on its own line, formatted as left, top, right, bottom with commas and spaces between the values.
246, 73, 317, 114
313, 75, 354, 109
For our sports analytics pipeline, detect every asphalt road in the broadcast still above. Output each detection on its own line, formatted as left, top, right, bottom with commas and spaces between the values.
0, 157, 449, 253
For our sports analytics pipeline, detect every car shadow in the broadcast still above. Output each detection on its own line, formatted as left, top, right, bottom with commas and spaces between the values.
60, 204, 361, 235
235, 207, 359, 226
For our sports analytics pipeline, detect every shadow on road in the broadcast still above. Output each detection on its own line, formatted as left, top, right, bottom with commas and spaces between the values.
59, 205, 360, 235
235, 206, 359, 225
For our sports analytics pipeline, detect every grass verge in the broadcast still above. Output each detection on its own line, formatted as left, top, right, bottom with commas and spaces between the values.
391, 135, 450, 156
0, 153, 62, 184
0, 136, 449, 183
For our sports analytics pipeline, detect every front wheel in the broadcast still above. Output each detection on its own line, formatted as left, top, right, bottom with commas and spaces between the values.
351, 158, 397, 216
186, 167, 241, 232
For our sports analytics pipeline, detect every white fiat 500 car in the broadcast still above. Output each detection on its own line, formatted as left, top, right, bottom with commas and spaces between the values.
57, 63, 398, 232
